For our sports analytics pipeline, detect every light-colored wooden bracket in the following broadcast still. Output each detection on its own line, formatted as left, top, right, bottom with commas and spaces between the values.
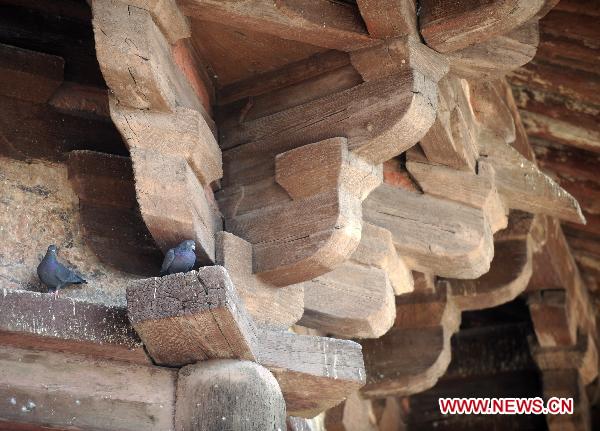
92, 0, 222, 262
364, 183, 494, 279
126, 267, 366, 417
360, 286, 461, 398
300, 222, 413, 339
440, 212, 538, 311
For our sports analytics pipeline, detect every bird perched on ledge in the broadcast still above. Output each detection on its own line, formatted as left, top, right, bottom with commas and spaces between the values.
160, 240, 196, 276
37, 245, 87, 298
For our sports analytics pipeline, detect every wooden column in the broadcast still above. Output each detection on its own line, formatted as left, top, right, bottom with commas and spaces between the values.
175, 360, 286, 431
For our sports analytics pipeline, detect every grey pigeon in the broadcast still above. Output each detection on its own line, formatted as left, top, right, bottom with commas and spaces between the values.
160, 240, 196, 276
37, 245, 87, 298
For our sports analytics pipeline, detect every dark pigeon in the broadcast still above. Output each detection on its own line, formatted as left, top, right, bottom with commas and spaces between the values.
37, 245, 87, 298
160, 240, 196, 276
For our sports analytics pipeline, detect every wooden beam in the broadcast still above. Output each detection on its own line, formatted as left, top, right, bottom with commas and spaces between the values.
0, 289, 147, 364
419, 0, 554, 53
0, 345, 176, 431
178, 0, 375, 52
176, 360, 286, 430
361, 287, 461, 398
300, 222, 412, 339
356, 0, 418, 39
364, 183, 494, 279
126, 266, 365, 417
215, 231, 304, 330
0, 43, 64, 104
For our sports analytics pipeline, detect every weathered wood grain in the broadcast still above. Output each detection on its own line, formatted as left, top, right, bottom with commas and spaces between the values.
363, 183, 494, 279
175, 360, 286, 431
529, 289, 578, 348
361, 287, 461, 398
419, 0, 553, 53
0, 345, 176, 431
0, 43, 64, 104
179, 0, 375, 52
0, 288, 146, 364
127, 267, 261, 366
407, 154, 508, 233
220, 137, 381, 286
480, 135, 586, 224
215, 231, 304, 330
356, 0, 418, 39
448, 21, 540, 79
259, 329, 366, 418
126, 0, 191, 44
300, 222, 411, 338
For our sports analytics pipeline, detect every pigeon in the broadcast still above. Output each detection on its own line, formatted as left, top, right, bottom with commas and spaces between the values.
37, 245, 87, 298
160, 240, 196, 276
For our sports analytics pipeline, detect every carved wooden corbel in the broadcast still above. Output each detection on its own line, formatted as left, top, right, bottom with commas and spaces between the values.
92, 0, 222, 262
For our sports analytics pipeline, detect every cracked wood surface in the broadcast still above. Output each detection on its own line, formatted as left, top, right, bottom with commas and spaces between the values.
126, 266, 365, 417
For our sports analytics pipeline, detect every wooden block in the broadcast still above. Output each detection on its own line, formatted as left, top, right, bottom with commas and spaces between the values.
220, 37, 447, 164
300, 222, 412, 338
129, 147, 222, 262
442, 238, 533, 311
356, 0, 418, 39
126, 0, 191, 44
220, 138, 381, 286
448, 21, 540, 79
92, 0, 201, 112
480, 136, 586, 224
126, 267, 365, 417
363, 183, 494, 279
529, 289, 578, 348
126, 267, 261, 366
175, 360, 286, 431
419, 0, 550, 53
0, 43, 64, 104
532, 332, 598, 386
215, 231, 304, 330
110, 103, 221, 186
0, 289, 147, 364
541, 369, 591, 431
418, 75, 479, 172
469, 79, 516, 144
407, 156, 508, 233
179, 0, 375, 52
0, 345, 176, 431
360, 288, 461, 398
259, 329, 366, 418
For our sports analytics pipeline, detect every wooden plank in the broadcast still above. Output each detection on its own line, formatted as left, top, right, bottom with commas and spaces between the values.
176, 360, 286, 431
528, 289, 578, 348
126, 267, 261, 366
419, 0, 552, 53
259, 329, 366, 418
448, 21, 540, 79
418, 76, 478, 172
0, 289, 147, 364
407, 155, 508, 233
361, 288, 461, 398
0, 345, 176, 431
0, 43, 64, 104
479, 136, 586, 224
179, 0, 376, 52
219, 137, 381, 286
215, 231, 304, 330
363, 183, 494, 279
300, 222, 408, 338
356, 0, 418, 39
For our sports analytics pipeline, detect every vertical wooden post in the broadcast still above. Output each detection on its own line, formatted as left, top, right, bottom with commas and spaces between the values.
175, 360, 286, 431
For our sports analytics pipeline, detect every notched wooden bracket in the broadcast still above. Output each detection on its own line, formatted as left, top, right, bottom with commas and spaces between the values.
300, 222, 413, 339
219, 137, 382, 286
363, 183, 494, 279
361, 286, 461, 398
126, 266, 365, 417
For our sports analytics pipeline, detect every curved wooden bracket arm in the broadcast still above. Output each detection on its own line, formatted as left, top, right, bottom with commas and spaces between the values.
221, 137, 382, 287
